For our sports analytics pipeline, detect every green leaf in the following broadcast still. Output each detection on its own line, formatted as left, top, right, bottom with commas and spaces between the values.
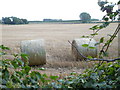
20, 53, 29, 60
89, 46, 96, 49
16, 58, 24, 67
2, 68, 10, 80
35, 72, 41, 80
103, 17, 109, 21
90, 33, 98, 36
81, 35, 89, 38
43, 74, 48, 78
13, 54, 19, 57
0, 45, 10, 50
50, 76, 59, 80
87, 56, 93, 59
11, 60, 19, 69
70, 72, 77, 75
90, 25, 99, 30
100, 37, 104, 43
82, 44, 89, 47
38, 67, 46, 70
24, 66, 31, 74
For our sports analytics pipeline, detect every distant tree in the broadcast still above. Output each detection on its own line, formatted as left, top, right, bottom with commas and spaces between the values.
0, 20, 2, 24
79, 12, 91, 23
2, 17, 12, 24
2, 17, 29, 24
12, 17, 21, 24
21, 19, 29, 24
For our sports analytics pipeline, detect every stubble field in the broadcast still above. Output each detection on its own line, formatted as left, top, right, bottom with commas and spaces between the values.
1, 23, 119, 75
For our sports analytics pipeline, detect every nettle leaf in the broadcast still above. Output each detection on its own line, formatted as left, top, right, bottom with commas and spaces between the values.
100, 37, 104, 43
2, 68, 10, 80
82, 44, 89, 47
24, 66, 31, 74
20, 53, 29, 60
16, 58, 24, 67
11, 60, 19, 69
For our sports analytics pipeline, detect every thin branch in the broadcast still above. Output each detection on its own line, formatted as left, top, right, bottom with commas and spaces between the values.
68, 40, 120, 62
68, 40, 87, 60
105, 24, 120, 52
86, 58, 120, 62
99, 23, 120, 56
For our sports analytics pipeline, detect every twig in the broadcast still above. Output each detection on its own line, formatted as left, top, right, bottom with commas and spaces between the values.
86, 58, 120, 62
68, 40, 87, 60
99, 24, 120, 56
68, 40, 120, 62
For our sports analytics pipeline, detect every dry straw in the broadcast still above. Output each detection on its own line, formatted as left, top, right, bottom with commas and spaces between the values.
20, 39, 46, 65
72, 38, 97, 60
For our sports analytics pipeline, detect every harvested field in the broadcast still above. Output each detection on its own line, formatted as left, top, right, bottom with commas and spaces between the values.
1, 23, 119, 75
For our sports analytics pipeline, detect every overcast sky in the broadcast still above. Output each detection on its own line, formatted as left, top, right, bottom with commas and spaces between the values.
0, 0, 118, 21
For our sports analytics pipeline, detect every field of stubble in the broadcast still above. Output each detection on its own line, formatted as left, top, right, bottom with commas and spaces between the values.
1, 23, 119, 75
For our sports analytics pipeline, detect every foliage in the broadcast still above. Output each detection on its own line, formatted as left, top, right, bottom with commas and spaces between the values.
2, 17, 29, 25
0, 45, 59, 88
48, 61, 120, 89
79, 12, 91, 23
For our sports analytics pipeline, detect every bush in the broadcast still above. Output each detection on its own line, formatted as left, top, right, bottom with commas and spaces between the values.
0, 45, 60, 88
50, 61, 120, 89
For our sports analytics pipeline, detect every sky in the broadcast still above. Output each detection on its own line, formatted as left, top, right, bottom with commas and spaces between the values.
0, 0, 119, 21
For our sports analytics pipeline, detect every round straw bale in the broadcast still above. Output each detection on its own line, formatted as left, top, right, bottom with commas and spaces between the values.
72, 38, 97, 60
20, 39, 46, 65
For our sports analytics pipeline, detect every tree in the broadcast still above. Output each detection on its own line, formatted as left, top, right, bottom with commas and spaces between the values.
79, 12, 91, 23
2, 17, 12, 24
2, 17, 29, 25
21, 19, 29, 24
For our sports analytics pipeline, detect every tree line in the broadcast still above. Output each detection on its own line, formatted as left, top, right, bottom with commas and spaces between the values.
1, 12, 98, 25
2, 16, 29, 25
